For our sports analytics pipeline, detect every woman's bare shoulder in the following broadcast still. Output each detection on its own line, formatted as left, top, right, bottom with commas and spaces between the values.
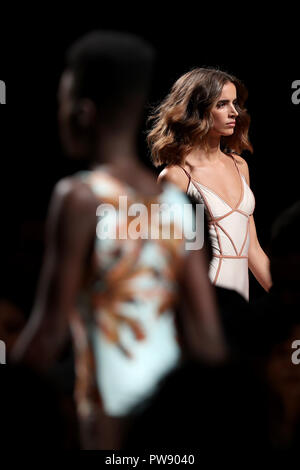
157, 165, 189, 193
231, 153, 250, 184
231, 153, 246, 165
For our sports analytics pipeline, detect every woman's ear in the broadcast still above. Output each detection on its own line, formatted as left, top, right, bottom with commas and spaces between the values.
75, 99, 97, 128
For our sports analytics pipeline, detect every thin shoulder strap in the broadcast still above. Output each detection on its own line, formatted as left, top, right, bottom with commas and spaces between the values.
225, 151, 241, 175
233, 156, 242, 177
178, 165, 192, 192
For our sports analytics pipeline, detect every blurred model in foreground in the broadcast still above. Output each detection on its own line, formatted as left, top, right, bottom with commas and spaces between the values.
148, 68, 272, 301
12, 32, 227, 449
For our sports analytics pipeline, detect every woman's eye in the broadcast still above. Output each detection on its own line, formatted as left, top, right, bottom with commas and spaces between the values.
217, 101, 239, 110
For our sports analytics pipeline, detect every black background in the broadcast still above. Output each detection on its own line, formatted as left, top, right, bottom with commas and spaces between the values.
0, 9, 299, 310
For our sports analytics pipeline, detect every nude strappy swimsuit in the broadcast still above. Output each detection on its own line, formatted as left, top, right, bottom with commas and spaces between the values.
179, 154, 255, 301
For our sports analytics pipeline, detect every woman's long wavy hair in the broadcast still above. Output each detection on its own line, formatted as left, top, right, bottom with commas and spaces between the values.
147, 67, 253, 167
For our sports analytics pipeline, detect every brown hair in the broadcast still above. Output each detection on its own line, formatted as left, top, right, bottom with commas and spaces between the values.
147, 67, 253, 167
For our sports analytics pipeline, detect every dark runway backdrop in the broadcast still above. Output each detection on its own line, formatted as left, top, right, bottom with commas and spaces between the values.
0, 12, 299, 312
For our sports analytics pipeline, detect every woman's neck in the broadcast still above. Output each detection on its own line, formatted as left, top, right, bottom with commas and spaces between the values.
185, 136, 224, 166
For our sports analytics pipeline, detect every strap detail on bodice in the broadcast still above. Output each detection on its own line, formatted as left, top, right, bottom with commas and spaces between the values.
178, 165, 192, 193
178, 156, 250, 286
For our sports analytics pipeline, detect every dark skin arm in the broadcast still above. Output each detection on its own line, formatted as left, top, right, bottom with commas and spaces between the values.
11, 178, 98, 372
159, 171, 228, 362
178, 246, 228, 363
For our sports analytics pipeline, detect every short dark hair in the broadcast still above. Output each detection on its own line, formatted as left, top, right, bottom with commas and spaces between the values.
65, 30, 155, 112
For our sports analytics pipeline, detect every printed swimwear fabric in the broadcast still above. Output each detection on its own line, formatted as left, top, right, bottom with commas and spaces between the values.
69, 169, 196, 418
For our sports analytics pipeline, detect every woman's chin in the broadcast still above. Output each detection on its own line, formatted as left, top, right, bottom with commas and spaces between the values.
222, 129, 235, 136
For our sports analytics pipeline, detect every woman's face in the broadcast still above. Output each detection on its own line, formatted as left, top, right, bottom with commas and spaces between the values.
209, 82, 239, 137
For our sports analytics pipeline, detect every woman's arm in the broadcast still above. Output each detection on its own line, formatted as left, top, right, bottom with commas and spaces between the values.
248, 215, 273, 292
11, 178, 98, 372
178, 247, 228, 363
236, 155, 273, 292
159, 166, 227, 362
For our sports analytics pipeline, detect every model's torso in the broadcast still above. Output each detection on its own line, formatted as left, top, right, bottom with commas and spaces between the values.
161, 152, 255, 301
70, 168, 196, 418
183, 152, 244, 209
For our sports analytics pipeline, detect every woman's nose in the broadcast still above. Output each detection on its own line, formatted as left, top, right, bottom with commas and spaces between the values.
230, 104, 239, 116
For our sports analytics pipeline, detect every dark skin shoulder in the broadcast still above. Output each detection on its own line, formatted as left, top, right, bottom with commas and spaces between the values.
99, 163, 164, 197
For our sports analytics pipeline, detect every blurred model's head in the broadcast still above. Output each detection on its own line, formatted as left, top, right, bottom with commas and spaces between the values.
58, 30, 155, 158
147, 67, 253, 167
